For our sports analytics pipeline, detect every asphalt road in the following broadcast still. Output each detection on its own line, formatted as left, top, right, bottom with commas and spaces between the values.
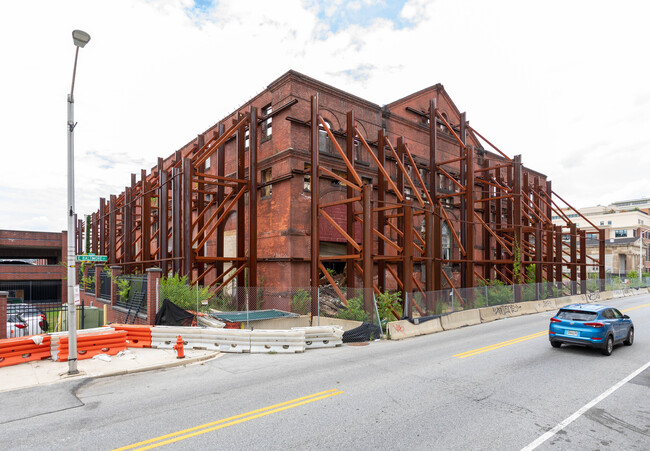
2, 295, 649, 450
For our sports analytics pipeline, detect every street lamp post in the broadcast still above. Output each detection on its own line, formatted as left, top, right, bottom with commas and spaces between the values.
67, 29, 90, 375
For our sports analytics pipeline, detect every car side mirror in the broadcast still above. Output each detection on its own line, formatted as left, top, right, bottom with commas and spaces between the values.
623, 315, 630, 319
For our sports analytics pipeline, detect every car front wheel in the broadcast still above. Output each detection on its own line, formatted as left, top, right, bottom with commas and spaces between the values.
624, 328, 634, 346
601, 335, 614, 356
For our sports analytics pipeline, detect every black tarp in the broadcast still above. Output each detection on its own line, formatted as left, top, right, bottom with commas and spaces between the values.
154, 299, 194, 326
342, 322, 382, 343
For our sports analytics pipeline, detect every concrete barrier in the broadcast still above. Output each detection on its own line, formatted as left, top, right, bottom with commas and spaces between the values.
532, 299, 558, 313
151, 326, 205, 349
210, 329, 251, 353
440, 309, 481, 331
250, 330, 305, 353
387, 318, 443, 340
479, 303, 523, 322
291, 326, 343, 348
600, 291, 614, 301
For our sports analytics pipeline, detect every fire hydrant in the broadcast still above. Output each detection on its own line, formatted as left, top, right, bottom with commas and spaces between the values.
173, 335, 185, 359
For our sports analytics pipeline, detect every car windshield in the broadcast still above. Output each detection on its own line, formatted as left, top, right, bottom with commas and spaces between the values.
556, 309, 598, 321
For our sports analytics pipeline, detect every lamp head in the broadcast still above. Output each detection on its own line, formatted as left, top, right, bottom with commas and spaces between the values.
72, 30, 91, 48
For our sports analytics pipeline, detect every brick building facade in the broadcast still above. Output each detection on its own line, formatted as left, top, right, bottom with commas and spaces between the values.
88, 70, 591, 310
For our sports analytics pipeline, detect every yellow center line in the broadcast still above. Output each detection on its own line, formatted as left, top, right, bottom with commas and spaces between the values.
622, 302, 650, 313
454, 331, 547, 359
113, 389, 343, 451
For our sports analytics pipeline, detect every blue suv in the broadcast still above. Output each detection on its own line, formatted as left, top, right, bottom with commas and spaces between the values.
549, 304, 634, 356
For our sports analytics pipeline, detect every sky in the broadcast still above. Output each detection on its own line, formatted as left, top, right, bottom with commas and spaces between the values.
1, 0, 649, 232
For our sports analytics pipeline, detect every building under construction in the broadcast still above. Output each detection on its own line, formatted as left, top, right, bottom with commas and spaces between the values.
83, 70, 604, 317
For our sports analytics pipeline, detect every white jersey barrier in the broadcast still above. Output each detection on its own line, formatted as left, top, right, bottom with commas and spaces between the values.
250, 330, 305, 353
151, 326, 206, 350
291, 326, 343, 349
150, 327, 307, 353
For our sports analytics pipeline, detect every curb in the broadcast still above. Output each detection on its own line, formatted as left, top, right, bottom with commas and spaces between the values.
86, 351, 223, 380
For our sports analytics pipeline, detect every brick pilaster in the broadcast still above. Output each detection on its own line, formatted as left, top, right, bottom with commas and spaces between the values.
110, 266, 122, 307
146, 268, 162, 325
0, 291, 7, 339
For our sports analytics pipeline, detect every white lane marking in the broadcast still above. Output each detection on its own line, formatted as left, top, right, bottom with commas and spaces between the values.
521, 359, 650, 451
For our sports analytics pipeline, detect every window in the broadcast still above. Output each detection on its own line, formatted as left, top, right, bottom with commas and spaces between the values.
586, 233, 599, 240
304, 163, 311, 192
261, 168, 272, 198
331, 169, 346, 186
600, 221, 604, 225
442, 223, 451, 260
261, 104, 272, 139
557, 309, 597, 321
601, 309, 614, 320
319, 119, 333, 154
607, 220, 612, 225
245, 128, 250, 149
362, 176, 372, 186
615, 229, 627, 238
353, 139, 360, 161
204, 155, 211, 170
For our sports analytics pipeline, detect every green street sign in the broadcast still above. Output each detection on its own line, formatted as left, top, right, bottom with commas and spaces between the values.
75, 254, 108, 262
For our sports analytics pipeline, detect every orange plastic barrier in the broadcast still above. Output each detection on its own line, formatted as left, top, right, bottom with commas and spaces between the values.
111, 324, 152, 348
0, 335, 52, 368
56, 330, 128, 361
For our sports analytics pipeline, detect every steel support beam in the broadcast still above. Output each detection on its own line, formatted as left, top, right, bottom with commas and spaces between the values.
236, 120, 246, 308
570, 222, 578, 295
362, 184, 373, 315
141, 169, 151, 265
402, 200, 413, 317
599, 229, 606, 291
346, 111, 356, 297
377, 128, 386, 292
555, 225, 563, 290
172, 166, 181, 275
182, 157, 193, 278
465, 144, 474, 289
109, 194, 116, 264
310, 94, 320, 316
195, 134, 205, 278
158, 158, 168, 275
99, 197, 105, 257
216, 123, 225, 278
248, 106, 258, 288
580, 229, 587, 294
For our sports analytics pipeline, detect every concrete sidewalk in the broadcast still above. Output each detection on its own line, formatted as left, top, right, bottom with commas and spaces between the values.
0, 348, 220, 393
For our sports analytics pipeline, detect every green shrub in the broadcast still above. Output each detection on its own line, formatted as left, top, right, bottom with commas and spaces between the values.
336, 295, 370, 322
291, 289, 311, 315
160, 273, 214, 312
375, 291, 401, 325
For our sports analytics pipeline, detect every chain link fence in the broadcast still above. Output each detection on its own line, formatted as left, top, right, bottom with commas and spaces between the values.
151, 274, 650, 330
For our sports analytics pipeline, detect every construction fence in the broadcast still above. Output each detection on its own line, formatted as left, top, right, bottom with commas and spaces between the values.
155, 275, 650, 330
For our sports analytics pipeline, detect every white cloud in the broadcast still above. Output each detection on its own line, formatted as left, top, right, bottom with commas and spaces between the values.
0, 0, 648, 233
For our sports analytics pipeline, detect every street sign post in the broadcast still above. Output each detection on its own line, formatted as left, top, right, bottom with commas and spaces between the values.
75, 254, 108, 262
